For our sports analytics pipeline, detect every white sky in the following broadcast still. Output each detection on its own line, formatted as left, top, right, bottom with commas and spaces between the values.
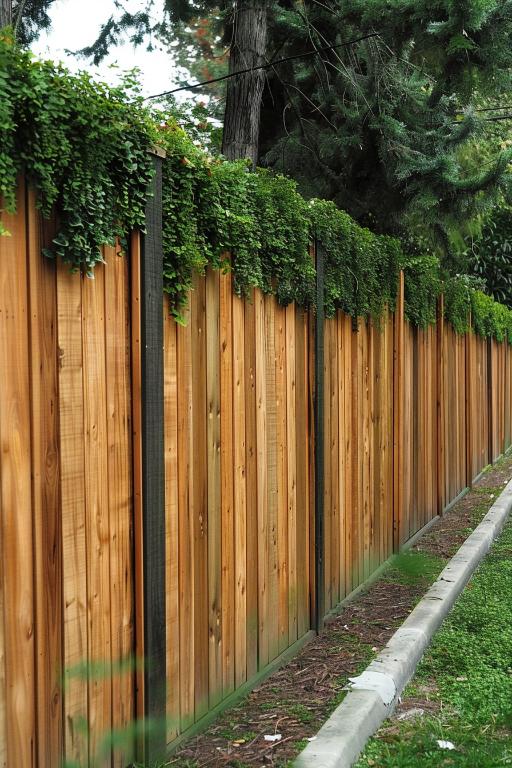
30, 0, 180, 98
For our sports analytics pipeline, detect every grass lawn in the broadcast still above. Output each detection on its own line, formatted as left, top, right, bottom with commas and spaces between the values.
356, 503, 512, 768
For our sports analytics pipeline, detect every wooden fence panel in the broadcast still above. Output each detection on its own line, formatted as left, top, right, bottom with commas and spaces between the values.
0, 179, 36, 768
0, 188, 135, 768
322, 312, 395, 611
442, 323, 468, 508
163, 273, 313, 741
4, 190, 512, 763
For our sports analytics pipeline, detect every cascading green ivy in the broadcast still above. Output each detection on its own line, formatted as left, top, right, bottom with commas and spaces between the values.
0, 33, 154, 272
2, 34, 512, 343
308, 199, 400, 321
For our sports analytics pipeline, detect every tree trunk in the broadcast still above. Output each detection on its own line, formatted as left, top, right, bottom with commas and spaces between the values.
222, 0, 267, 168
0, 0, 11, 27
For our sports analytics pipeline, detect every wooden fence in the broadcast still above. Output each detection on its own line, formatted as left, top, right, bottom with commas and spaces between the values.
1, 183, 512, 766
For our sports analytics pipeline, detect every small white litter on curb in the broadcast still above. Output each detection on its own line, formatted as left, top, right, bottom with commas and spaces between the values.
346, 671, 396, 706
294, 478, 512, 768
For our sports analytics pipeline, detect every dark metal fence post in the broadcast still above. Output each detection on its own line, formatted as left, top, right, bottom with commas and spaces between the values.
314, 239, 325, 632
141, 147, 166, 761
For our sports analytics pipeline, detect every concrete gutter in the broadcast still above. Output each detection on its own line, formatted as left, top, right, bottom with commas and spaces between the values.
295, 479, 512, 768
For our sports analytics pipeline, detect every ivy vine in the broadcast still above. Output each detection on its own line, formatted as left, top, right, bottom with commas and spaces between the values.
2, 33, 512, 344
0, 33, 154, 272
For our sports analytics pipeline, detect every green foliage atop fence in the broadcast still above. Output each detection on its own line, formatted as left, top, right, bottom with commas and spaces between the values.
0, 33, 154, 273
403, 254, 442, 329
443, 274, 512, 342
160, 126, 315, 317
308, 199, 400, 320
2, 34, 512, 341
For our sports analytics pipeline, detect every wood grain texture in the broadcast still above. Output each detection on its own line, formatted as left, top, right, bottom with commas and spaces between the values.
233, 292, 248, 686
191, 276, 208, 719
244, 293, 259, 678
255, 290, 268, 668
57, 262, 88, 764
265, 295, 279, 662
82, 262, 112, 756
164, 304, 180, 738
286, 304, 297, 642
27, 191, 62, 768
206, 269, 222, 708
105, 247, 135, 766
5, 183, 512, 767
275, 304, 289, 653
0, 180, 36, 768
177, 306, 194, 730
220, 271, 235, 692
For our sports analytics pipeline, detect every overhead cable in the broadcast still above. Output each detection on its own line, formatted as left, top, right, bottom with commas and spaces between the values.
144, 31, 380, 100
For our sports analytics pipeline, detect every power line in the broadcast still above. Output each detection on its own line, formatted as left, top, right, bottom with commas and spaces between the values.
482, 114, 512, 122
455, 105, 512, 114
144, 32, 380, 100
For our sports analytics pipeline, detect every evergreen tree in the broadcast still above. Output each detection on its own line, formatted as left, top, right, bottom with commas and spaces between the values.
76, 0, 268, 166
255, 1, 512, 259
5, 1, 55, 43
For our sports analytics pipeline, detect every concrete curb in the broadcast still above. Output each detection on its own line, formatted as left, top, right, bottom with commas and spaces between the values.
295, 479, 512, 768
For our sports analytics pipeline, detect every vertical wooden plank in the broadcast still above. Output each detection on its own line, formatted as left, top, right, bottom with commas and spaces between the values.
323, 320, 332, 610
206, 269, 222, 708
428, 327, 436, 518
164, 309, 181, 738
368, 322, 376, 568
265, 295, 279, 661
393, 272, 405, 550
233, 292, 247, 686
255, 290, 268, 667
104, 247, 134, 765
330, 318, 340, 607
27, 193, 62, 768
372, 320, 382, 571
412, 327, 419, 536
488, 339, 494, 465
244, 294, 258, 678
313, 243, 325, 628
0, 181, 36, 768
58, 267, 88, 763
362, 324, 370, 577
220, 272, 235, 690
275, 304, 288, 653
0, 436, 4, 768
0, 485, 4, 768
337, 314, 346, 599
358, 323, 365, 583
176, 306, 194, 731
465, 325, 472, 488
384, 311, 394, 558
190, 277, 208, 720
351, 323, 361, 586
295, 308, 308, 639
286, 305, 297, 642
343, 314, 353, 594
401, 322, 417, 544
82, 263, 112, 757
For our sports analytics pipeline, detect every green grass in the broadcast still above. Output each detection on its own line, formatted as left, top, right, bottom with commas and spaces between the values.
356, 512, 512, 767
384, 551, 447, 586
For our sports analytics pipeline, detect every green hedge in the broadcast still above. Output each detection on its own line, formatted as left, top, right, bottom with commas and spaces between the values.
2, 33, 512, 341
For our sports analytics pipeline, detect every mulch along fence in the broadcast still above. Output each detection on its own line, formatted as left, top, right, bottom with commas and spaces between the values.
1, 179, 511, 767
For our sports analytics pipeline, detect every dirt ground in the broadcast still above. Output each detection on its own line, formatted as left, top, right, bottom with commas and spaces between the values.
168, 456, 512, 768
